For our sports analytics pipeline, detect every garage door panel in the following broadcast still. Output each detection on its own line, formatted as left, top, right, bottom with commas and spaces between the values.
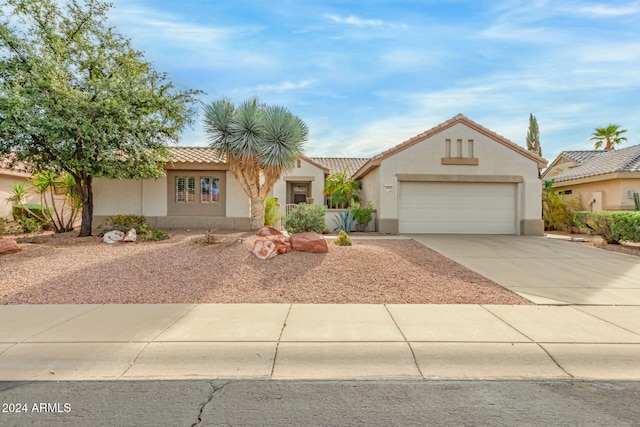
399, 182, 516, 234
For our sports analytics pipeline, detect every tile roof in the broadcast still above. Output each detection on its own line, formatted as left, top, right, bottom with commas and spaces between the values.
310, 157, 370, 177
560, 150, 607, 164
168, 146, 225, 164
0, 153, 32, 175
551, 144, 640, 182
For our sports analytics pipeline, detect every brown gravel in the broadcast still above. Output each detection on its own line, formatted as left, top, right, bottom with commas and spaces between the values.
0, 230, 531, 305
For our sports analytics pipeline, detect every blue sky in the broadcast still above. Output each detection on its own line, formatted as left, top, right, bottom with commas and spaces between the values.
107, 0, 640, 162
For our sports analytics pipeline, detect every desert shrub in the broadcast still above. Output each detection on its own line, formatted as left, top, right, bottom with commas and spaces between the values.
334, 230, 352, 246
97, 214, 148, 235
332, 210, 355, 232
12, 203, 52, 231
574, 211, 640, 244
98, 214, 169, 241
12, 203, 53, 221
542, 182, 583, 231
264, 197, 281, 226
15, 216, 43, 233
350, 201, 373, 232
285, 203, 326, 234
141, 228, 170, 241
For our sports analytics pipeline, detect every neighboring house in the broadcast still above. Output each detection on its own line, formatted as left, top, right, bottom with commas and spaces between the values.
542, 145, 640, 211
0, 155, 38, 219
353, 114, 547, 235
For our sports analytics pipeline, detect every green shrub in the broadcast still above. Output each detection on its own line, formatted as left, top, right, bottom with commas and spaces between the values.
12, 203, 53, 221
634, 192, 640, 211
97, 214, 148, 235
574, 211, 640, 244
141, 228, 170, 241
264, 197, 281, 226
285, 203, 326, 234
542, 181, 583, 231
350, 201, 373, 232
98, 214, 169, 241
334, 230, 352, 246
16, 217, 43, 233
12, 204, 52, 231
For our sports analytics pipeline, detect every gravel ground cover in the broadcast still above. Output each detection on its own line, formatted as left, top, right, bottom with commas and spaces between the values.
0, 230, 531, 305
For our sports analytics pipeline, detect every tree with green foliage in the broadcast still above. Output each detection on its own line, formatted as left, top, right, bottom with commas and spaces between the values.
0, 0, 200, 236
323, 168, 361, 209
203, 97, 309, 230
526, 113, 542, 157
591, 124, 627, 150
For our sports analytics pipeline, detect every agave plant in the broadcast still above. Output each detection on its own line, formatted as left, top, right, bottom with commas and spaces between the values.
333, 210, 355, 232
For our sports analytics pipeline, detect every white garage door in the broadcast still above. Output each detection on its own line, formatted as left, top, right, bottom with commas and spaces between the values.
399, 182, 517, 234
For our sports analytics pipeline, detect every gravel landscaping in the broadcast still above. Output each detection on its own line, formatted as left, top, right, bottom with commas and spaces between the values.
0, 230, 531, 305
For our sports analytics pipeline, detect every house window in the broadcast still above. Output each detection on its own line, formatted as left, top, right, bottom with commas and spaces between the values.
559, 190, 572, 195
445, 139, 451, 157
176, 176, 195, 203
200, 177, 220, 203
468, 140, 474, 158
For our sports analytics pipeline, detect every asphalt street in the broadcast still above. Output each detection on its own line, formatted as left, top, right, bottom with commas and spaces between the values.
1, 380, 639, 426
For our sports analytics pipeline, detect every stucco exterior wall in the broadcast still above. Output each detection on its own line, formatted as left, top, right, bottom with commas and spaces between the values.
367, 122, 542, 234
554, 177, 640, 211
225, 171, 251, 219
272, 159, 325, 204
0, 172, 38, 219
94, 170, 251, 230
93, 178, 145, 215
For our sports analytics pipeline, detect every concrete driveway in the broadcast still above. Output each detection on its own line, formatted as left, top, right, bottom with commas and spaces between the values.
410, 235, 640, 305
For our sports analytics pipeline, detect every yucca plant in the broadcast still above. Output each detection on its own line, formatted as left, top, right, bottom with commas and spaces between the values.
204, 97, 308, 230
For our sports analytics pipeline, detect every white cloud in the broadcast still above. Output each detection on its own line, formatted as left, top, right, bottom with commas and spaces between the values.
579, 3, 640, 16
325, 14, 385, 27
256, 80, 313, 92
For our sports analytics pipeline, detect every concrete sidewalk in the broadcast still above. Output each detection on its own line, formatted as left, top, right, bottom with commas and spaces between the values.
1, 304, 639, 381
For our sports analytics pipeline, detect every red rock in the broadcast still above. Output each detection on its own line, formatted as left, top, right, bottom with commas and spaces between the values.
290, 232, 328, 253
0, 239, 21, 255
252, 238, 277, 260
256, 226, 283, 237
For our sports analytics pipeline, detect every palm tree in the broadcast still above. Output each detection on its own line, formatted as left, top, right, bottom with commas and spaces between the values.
203, 97, 308, 229
590, 124, 628, 150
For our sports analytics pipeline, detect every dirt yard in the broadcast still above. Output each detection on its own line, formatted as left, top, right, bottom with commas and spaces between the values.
0, 230, 531, 305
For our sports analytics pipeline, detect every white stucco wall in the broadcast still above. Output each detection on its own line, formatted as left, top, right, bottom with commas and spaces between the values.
93, 177, 145, 215
142, 178, 167, 216
0, 173, 39, 219
272, 158, 325, 204
225, 171, 251, 218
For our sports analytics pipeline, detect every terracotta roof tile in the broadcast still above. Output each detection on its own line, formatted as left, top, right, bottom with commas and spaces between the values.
551, 145, 640, 182
310, 157, 370, 177
168, 146, 225, 164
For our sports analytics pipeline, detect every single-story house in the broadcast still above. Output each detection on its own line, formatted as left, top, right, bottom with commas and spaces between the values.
93, 114, 546, 235
353, 114, 547, 235
541, 145, 640, 211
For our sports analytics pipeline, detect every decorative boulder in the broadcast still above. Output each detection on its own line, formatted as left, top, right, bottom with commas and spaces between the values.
252, 237, 278, 260
103, 230, 124, 244
256, 226, 283, 237
0, 239, 21, 255
123, 228, 137, 242
290, 232, 329, 253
